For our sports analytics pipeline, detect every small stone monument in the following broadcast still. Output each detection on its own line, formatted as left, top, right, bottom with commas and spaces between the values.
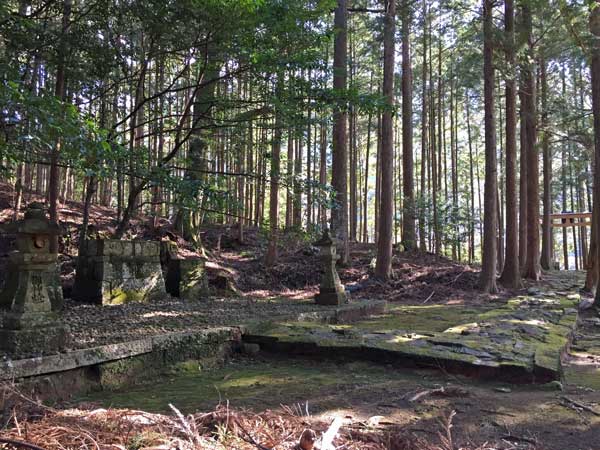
313, 229, 347, 305
0, 202, 68, 355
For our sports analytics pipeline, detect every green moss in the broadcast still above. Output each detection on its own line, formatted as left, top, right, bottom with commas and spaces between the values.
563, 364, 600, 390
245, 295, 579, 379
105, 288, 147, 305
79, 359, 404, 413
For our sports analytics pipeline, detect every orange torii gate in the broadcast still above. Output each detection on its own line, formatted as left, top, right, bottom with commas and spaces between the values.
549, 212, 592, 228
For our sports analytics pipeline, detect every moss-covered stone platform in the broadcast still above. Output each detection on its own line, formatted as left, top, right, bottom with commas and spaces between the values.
245, 293, 579, 382
0, 300, 384, 384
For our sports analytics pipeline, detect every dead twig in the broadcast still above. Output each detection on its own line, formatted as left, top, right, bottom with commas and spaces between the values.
422, 291, 435, 304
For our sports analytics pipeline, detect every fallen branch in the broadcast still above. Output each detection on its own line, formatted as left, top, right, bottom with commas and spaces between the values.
447, 268, 468, 286
408, 387, 446, 403
0, 437, 48, 450
501, 434, 538, 445
560, 396, 600, 416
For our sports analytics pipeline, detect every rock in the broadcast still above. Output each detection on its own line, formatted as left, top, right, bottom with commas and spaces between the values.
297, 429, 317, 450
241, 343, 260, 355
527, 287, 541, 296
579, 298, 595, 311
494, 387, 512, 393
544, 380, 563, 391
584, 318, 600, 327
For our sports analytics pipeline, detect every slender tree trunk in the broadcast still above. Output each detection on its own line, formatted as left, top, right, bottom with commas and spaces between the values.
48, 0, 72, 252
419, 1, 428, 252
319, 119, 328, 229
266, 78, 284, 266
331, 0, 349, 264
500, 0, 521, 288
540, 56, 552, 270
363, 111, 372, 243
479, 0, 498, 293
375, 0, 396, 279
521, 4, 541, 280
466, 91, 476, 263
293, 130, 303, 229
401, 1, 416, 251
286, 131, 294, 229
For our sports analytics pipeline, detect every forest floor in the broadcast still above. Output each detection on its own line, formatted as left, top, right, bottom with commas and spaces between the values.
1, 184, 600, 449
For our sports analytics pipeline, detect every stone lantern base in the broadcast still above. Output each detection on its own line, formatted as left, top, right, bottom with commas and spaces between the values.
315, 288, 347, 306
0, 324, 69, 355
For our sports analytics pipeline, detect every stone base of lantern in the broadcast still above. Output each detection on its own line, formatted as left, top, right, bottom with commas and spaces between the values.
315, 288, 347, 306
0, 324, 69, 356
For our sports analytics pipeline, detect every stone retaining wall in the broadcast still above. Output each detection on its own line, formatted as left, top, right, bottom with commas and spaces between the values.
73, 239, 166, 305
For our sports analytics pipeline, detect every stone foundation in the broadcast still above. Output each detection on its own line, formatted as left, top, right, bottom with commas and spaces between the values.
73, 239, 166, 305
0, 325, 69, 355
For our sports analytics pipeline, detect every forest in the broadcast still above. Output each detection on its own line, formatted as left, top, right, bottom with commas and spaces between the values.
1, 0, 600, 449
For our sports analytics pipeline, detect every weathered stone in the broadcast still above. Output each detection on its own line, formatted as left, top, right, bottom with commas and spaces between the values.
313, 229, 347, 306
161, 241, 208, 300
72, 239, 166, 305
0, 203, 68, 355
165, 258, 208, 300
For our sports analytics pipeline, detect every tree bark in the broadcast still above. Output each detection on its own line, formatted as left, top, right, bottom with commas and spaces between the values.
401, 0, 416, 251
479, 0, 498, 293
375, 0, 396, 279
331, 0, 349, 264
48, 0, 72, 252
500, 0, 521, 288
266, 78, 283, 266
419, 1, 428, 252
540, 55, 552, 270
589, 0, 600, 304
521, 4, 541, 280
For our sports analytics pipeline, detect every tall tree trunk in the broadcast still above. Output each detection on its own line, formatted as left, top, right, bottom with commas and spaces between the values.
331, 0, 349, 264
319, 119, 328, 228
521, 4, 540, 280
293, 130, 303, 229
466, 90, 476, 263
419, 1, 428, 252
375, 0, 396, 279
266, 78, 284, 266
590, 0, 600, 305
500, 0, 521, 288
479, 0, 498, 293
363, 110, 372, 243
540, 56, 552, 270
48, 0, 72, 252
401, 1, 416, 251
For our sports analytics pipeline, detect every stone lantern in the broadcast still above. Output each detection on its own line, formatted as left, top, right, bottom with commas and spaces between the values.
313, 229, 347, 306
0, 202, 68, 355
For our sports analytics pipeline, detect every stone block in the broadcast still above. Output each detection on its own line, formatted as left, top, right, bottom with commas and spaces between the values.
165, 258, 208, 300
0, 324, 69, 356
100, 240, 124, 256
315, 290, 347, 306
73, 239, 166, 305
